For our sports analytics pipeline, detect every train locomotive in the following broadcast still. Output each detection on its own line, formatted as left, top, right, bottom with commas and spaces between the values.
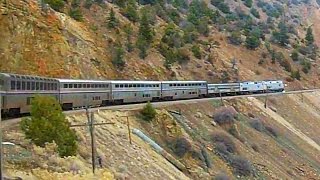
0, 73, 285, 116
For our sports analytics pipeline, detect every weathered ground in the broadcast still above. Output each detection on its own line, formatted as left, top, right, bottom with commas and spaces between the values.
2, 91, 320, 179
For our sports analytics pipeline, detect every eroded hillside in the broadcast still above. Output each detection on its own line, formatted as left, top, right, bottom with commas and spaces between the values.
2, 92, 320, 179
0, 0, 319, 87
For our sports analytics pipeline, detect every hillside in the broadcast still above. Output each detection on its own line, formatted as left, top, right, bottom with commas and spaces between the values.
0, 0, 319, 87
2, 93, 320, 179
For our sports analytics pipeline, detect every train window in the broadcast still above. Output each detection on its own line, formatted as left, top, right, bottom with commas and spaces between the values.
141, 84, 144, 87
27, 82, 31, 90
169, 84, 172, 87
40, 82, 44, 90
64, 84, 68, 88
120, 84, 123, 88
78, 84, 82, 88
31, 82, 35, 90
17, 81, 21, 90
133, 84, 136, 88
125, 84, 128, 88
11, 81, 16, 90
129, 84, 132, 88
115, 84, 119, 88
74, 84, 78, 88
134, 93, 137, 96
54, 83, 57, 90
137, 84, 141, 87
22, 81, 26, 90
35, 82, 39, 90
68, 84, 72, 88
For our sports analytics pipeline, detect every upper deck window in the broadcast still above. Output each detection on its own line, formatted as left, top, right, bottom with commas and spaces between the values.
11, 80, 16, 90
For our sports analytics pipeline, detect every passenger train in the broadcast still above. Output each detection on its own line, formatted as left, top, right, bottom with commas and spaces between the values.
0, 73, 285, 116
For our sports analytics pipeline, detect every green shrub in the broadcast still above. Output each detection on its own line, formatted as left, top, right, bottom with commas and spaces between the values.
250, 8, 260, 18
20, 96, 77, 157
250, 118, 264, 132
69, 8, 83, 21
176, 48, 190, 64
244, 0, 253, 8
228, 31, 242, 45
291, 70, 301, 80
141, 101, 156, 121
43, 0, 65, 12
107, 9, 119, 29
245, 34, 260, 50
213, 107, 237, 126
301, 59, 311, 73
111, 44, 126, 69
191, 44, 202, 59
291, 50, 299, 61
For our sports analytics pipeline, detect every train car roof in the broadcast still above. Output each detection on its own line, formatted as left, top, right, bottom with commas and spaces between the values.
208, 83, 240, 85
161, 81, 207, 83
0, 72, 57, 81
57, 79, 110, 83
110, 80, 161, 84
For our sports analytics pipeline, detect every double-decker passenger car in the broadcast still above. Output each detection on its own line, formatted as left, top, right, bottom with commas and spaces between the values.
111, 81, 161, 104
58, 79, 111, 110
0, 73, 59, 115
161, 81, 207, 100
207, 83, 240, 96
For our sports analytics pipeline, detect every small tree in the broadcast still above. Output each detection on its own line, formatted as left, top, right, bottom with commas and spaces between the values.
228, 31, 242, 45
305, 26, 314, 45
107, 9, 118, 29
291, 70, 301, 80
141, 101, 156, 121
69, 8, 83, 21
123, 0, 139, 22
20, 96, 77, 157
245, 34, 260, 50
291, 50, 299, 61
112, 43, 126, 69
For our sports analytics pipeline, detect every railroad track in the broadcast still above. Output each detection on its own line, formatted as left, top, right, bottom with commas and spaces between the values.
2, 88, 319, 126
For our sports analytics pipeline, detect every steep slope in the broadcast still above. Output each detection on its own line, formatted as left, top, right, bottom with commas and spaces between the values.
0, 0, 319, 87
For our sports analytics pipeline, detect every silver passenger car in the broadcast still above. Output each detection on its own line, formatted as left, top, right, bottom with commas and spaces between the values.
208, 83, 240, 96
111, 81, 161, 103
0, 73, 59, 114
161, 81, 207, 100
58, 79, 111, 110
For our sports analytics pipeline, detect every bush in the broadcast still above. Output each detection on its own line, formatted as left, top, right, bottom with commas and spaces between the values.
291, 70, 301, 80
43, 0, 65, 12
244, 0, 253, 8
265, 126, 279, 138
173, 137, 192, 158
20, 96, 77, 157
245, 34, 260, 50
111, 44, 126, 69
250, 8, 260, 18
176, 48, 190, 64
249, 118, 264, 132
301, 59, 311, 74
228, 31, 242, 45
69, 8, 83, 21
141, 101, 156, 121
213, 106, 238, 126
212, 132, 237, 155
230, 155, 253, 176
191, 45, 202, 59
291, 50, 299, 61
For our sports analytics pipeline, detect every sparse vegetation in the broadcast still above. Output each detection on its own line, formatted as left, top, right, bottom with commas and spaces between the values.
141, 101, 156, 121
250, 118, 264, 132
291, 70, 301, 80
214, 172, 231, 180
211, 132, 237, 155
172, 137, 192, 158
265, 126, 279, 138
291, 50, 299, 61
213, 107, 237, 126
305, 26, 314, 45
230, 155, 253, 176
228, 31, 242, 45
20, 96, 77, 157
111, 42, 126, 69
